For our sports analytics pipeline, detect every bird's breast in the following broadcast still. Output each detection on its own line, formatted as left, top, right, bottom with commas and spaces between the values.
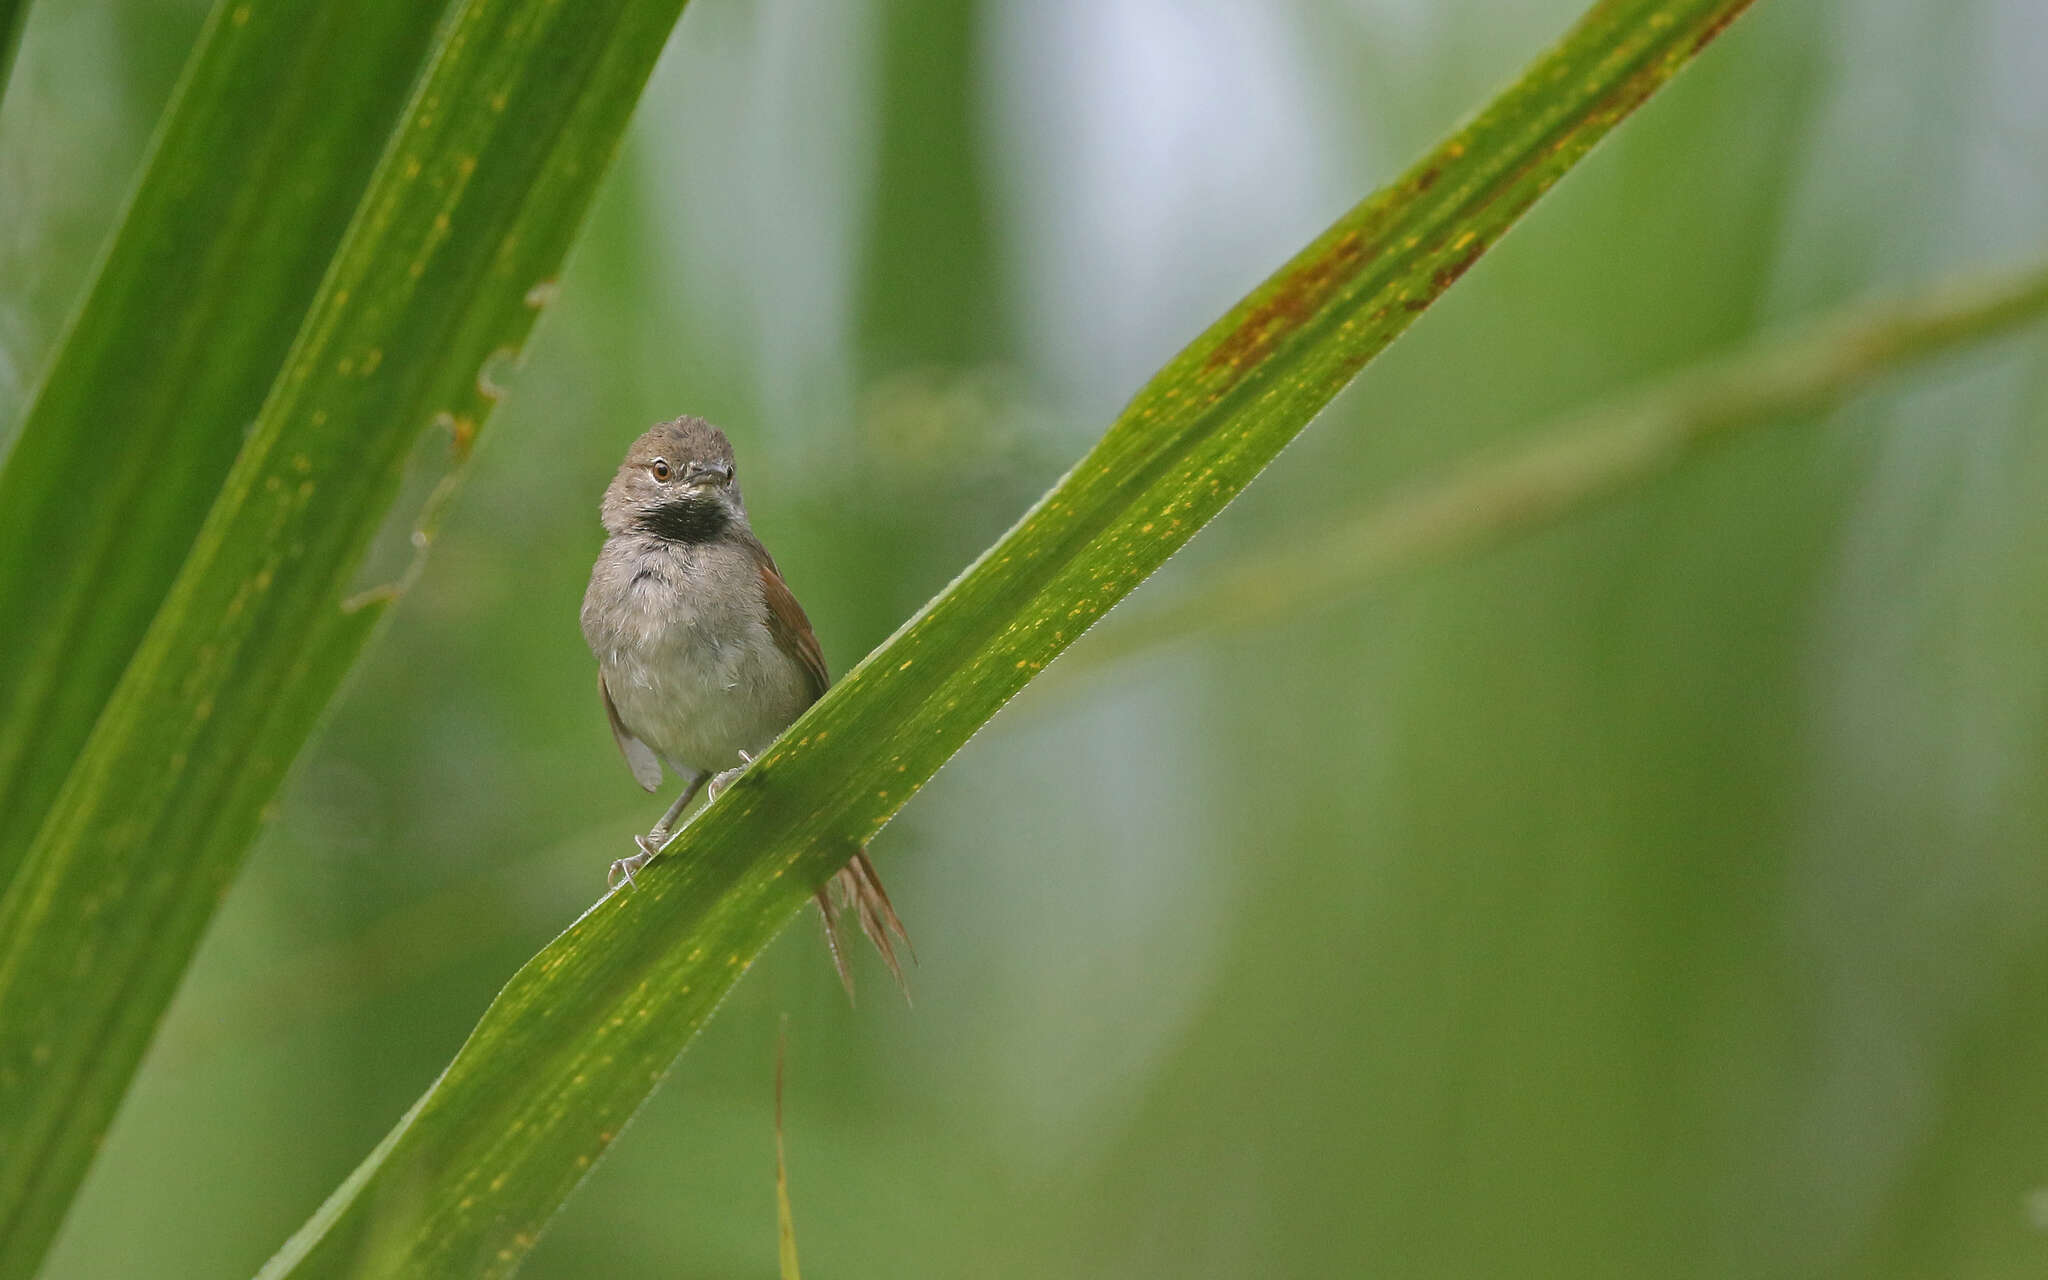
582, 537, 813, 774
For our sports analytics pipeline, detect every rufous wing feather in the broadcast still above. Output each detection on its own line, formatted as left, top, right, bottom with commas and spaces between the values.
749, 539, 830, 701
748, 538, 914, 999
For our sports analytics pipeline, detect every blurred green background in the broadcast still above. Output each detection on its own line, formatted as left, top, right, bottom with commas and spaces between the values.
6, 1, 2048, 1276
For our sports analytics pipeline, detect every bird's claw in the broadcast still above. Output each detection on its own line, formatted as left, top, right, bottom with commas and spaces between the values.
609, 841, 659, 891
704, 765, 745, 805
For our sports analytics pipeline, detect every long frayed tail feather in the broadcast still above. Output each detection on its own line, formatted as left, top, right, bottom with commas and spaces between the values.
813, 847, 913, 1002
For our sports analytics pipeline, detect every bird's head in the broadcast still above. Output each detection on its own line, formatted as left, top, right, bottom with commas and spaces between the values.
600, 415, 748, 543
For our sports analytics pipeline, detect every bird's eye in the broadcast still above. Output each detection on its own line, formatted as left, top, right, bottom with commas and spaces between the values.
651, 458, 671, 482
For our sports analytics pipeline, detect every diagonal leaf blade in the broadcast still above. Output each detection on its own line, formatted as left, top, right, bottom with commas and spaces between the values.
0, 0, 25, 105
261, 2, 1761, 1276
1054, 258, 2048, 680
0, 0, 692, 1273
0, 0, 455, 890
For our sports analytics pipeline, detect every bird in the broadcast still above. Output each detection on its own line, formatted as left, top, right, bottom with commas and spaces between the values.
580, 415, 909, 996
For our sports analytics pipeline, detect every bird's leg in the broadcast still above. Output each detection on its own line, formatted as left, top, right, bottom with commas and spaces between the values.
640, 771, 709, 852
609, 770, 708, 890
703, 749, 754, 805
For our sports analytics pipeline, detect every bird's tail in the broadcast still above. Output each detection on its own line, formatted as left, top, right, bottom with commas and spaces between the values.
813, 847, 913, 1002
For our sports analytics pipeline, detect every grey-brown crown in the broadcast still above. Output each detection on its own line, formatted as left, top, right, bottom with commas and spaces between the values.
625, 415, 736, 469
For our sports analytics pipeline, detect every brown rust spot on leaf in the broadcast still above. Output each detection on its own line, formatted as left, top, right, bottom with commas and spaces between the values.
1431, 241, 1487, 292
447, 413, 478, 459
1203, 229, 1372, 387
1691, 0, 1756, 54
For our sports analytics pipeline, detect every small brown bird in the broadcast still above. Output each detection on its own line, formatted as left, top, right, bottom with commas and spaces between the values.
580, 416, 909, 995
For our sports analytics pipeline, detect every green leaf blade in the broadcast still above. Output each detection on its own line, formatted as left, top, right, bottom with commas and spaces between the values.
261, 2, 1759, 1276
0, 0, 26, 103
0, 0, 691, 1273
1058, 258, 2048, 678
0, 0, 453, 889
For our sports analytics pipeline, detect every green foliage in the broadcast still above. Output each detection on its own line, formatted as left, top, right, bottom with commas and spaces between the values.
254, 2, 1761, 1276
0, 0, 25, 103
11, 0, 2046, 1276
0, 0, 448, 891
775, 1033, 802, 1280
1063, 259, 2048, 678
0, 0, 691, 1273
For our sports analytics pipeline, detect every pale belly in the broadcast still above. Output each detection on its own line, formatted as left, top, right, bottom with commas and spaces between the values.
584, 542, 815, 778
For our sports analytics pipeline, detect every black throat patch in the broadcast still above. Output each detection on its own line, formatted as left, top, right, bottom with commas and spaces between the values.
640, 495, 731, 545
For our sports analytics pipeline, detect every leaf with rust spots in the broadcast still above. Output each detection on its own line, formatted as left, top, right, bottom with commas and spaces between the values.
1432, 243, 1488, 292
1202, 231, 1371, 385
249, 5, 1767, 1279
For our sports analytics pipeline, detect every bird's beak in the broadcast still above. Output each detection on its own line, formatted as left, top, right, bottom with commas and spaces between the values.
689, 461, 735, 487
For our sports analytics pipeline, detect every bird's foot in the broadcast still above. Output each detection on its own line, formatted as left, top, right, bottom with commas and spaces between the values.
607, 852, 651, 891
704, 762, 747, 804
609, 830, 666, 891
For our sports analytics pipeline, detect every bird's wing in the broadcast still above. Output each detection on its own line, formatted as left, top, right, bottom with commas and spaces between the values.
600, 670, 664, 792
750, 539, 830, 702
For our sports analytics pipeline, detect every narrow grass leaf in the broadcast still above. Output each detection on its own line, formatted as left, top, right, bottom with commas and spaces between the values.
259, 3, 1761, 1276
776, 1028, 802, 1280
0, 0, 26, 106
0, 0, 458, 891
1051, 257, 2048, 680
0, 0, 691, 1273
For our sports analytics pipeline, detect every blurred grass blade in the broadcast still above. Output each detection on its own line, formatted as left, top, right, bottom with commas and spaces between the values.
775, 1029, 802, 1280
0, 0, 26, 105
1054, 257, 2048, 679
0, 0, 691, 1273
260, 2, 1759, 1276
0, 0, 454, 891
153, 258, 2048, 1055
